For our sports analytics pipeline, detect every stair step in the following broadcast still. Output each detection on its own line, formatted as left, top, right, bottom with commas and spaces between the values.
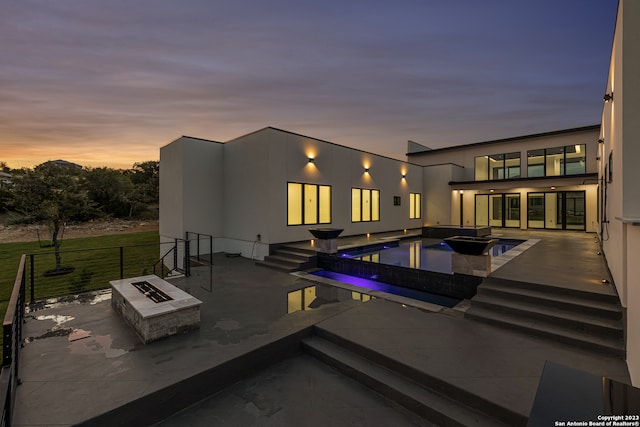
278, 245, 317, 256
264, 255, 304, 267
302, 336, 515, 427
465, 306, 625, 357
255, 260, 296, 272
478, 283, 622, 319
274, 248, 316, 261
483, 277, 620, 304
471, 294, 623, 336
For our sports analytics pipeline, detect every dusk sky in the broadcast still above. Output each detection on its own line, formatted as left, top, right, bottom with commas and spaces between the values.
1, 1, 617, 169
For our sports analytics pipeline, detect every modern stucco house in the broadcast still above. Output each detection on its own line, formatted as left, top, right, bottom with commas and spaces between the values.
160, 0, 640, 385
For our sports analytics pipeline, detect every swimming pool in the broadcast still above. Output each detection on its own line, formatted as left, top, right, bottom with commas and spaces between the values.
339, 238, 523, 274
308, 270, 461, 308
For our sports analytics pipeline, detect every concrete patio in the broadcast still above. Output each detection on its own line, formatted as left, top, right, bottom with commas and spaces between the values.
12, 230, 629, 426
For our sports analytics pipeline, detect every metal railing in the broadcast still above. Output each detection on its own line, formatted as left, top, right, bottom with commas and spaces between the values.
0, 255, 26, 426
0, 234, 216, 424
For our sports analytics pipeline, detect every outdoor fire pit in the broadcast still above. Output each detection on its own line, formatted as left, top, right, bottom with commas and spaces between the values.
111, 275, 202, 344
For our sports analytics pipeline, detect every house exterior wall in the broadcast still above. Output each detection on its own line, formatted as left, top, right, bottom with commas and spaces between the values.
600, 0, 640, 385
409, 127, 600, 231
160, 128, 424, 260
159, 137, 224, 259
226, 128, 424, 246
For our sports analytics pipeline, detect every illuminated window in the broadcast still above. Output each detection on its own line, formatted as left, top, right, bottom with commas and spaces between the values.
475, 152, 520, 181
409, 193, 421, 219
287, 182, 331, 225
527, 145, 586, 177
352, 188, 380, 222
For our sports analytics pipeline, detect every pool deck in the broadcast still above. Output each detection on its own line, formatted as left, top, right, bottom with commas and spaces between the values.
12, 229, 626, 426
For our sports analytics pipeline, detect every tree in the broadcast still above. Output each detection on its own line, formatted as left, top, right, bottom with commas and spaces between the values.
124, 161, 159, 218
85, 167, 134, 217
11, 163, 98, 271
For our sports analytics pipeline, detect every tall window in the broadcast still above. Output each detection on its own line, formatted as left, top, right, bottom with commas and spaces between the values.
475, 152, 520, 181
352, 188, 380, 222
409, 193, 421, 219
287, 182, 331, 225
527, 145, 586, 177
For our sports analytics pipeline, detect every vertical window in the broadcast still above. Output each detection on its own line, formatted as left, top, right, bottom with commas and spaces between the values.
409, 193, 421, 219
351, 188, 361, 222
546, 147, 564, 176
287, 182, 331, 225
505, 152, 521, 178
304, 184, 317, 224
527, 149, 545, 177
565, 144, 586, 175
489, 154, 505, 180
352, 188, 380, 222
319, 185, 331, 223
287, 183, 303, 225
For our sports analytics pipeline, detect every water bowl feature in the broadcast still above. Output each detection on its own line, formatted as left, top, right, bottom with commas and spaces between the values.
444, 236, 499, 256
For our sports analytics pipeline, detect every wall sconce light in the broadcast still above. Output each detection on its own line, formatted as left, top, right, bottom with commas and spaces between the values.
603, 93, 614, 102
402, 174, 406, 179
308, 157, 315, 164
365, 167, 370, 173
598, 138, 604, 144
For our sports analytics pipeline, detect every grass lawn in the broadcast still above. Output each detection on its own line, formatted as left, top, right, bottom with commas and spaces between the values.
0, 230, 161, 314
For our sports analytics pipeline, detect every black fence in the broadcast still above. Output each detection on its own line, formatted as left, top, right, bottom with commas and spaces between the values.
0, 233, 217, 425
0, 255, 26, 426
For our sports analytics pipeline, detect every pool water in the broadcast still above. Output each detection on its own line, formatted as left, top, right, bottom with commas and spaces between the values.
340, 239, 522, 274
309, 270, 461, 308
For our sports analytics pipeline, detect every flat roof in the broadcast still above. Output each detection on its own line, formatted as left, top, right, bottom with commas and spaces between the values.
407, 124, 601, 156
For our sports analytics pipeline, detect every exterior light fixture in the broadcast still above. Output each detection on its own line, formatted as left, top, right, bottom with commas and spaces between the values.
365, 167, 370, 173
459, 190, 464, 195
489, 189, 494, 193
598, 138, 605, 144
550, 186, 556, 190
402, 174, 406, 179
603, 93, 614, 102
308, 157, 315, 164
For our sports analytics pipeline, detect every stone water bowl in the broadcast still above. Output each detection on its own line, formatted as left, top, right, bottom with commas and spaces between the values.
444, 236, 498, 255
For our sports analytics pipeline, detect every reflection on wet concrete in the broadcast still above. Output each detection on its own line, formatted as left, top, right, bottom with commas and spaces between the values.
287, 283, 373, 314
69, 334, 127, 358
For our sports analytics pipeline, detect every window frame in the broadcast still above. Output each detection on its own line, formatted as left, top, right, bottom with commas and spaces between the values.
287, 182, 332, 226
474, 152, 521, 181
409, 193, 421, 219
351, 187, 380, 223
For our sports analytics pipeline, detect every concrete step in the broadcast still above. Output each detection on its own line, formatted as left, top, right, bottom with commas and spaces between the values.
482, 277, 620, 305
255, 260, 297, 273
465, 306, 625, 357
278, 245, 317, 257
302, 335, 516, 427
264, 254, 306, 268
471, 294, 623, 337
478, 282, 622, 320
271, 250, 310, 262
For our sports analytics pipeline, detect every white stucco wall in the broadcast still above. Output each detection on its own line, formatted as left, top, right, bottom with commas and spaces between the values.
600, 0, 640, 386
224, 128, 423, 247
159, 136, 224, 258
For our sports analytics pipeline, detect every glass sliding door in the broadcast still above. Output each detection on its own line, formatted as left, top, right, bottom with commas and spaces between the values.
489, 194, 503, 227
528, 193, 545, 228
565, 191, 585, 230
505, 194, 520, 227
475, 193, 520, 228
527, 191, 585, 230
